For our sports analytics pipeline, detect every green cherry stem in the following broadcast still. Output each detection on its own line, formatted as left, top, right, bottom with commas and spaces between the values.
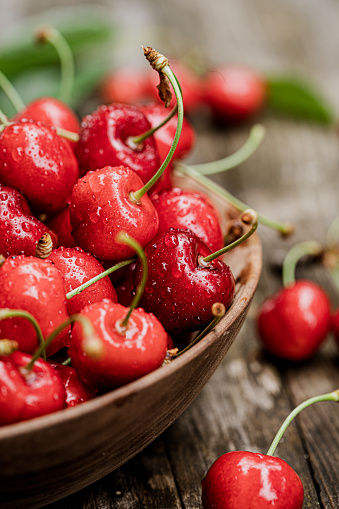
282, 240, 323, 287
132, 104, 178, 145
55, 126, 79, 142
0, 106, 10, 127
36, 26, 74, 105
25, 314, 102, 372
129, 48, 184, 202
116, 233, 148, 328
175, 162, 294, 236
0, 308, 45, 350
267, 389, 339, 457
0, 71, 25, 111
202, 209, 258, 263
176, 303, 226, 357
66, 258, 136, 300
192, 124, 265, 175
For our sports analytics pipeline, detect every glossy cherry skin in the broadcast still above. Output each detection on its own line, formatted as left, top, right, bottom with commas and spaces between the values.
0, 256, 70, 355
0, 120, 79, 214
141, 102, 196, 195
203, 65, 267, 122
75, 103, 160, 181
201, 451, 304, 509
68, 299, 168, 391
48, 246, 118, 315
0, 352, 66, 426
13, 97, 80, 137
134, 229, 235, 334
152, 187, 224, 252
0, 183, 58, 257
257, 280, 331, 361
69, 165, 159, 261
46, 206, 76, 248
48, 361, 97, 407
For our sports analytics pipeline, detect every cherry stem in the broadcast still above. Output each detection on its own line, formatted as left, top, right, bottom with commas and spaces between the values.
267, 390, 339, 457
175, 163, 294, 236
0, 70, 25, 112
130, 60, 184, 202
192, 124, 265, 175
116, 233, 148, 328
36, 26, 74, 105
0, 308, 45, 353
62, 357, 71, 366
202, 209, 258, 263
282, 240, 323, 287
132, 104, 178, 145
55, 127, 79, 142
0, 106, 10, 126
25, 314, 102, 371
0, 339, 18, 356
176, 303, 226, 357
66, 258, 136, 300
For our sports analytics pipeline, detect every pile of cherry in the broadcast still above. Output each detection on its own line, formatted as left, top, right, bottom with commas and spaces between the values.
0, 41, 254, 428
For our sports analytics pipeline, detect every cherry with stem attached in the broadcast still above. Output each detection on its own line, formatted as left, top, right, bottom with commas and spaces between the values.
257, 240, 331, 361
201, 389, 339, 509
68, 233, 168, 391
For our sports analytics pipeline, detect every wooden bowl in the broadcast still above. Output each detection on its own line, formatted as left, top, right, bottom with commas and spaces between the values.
0, 173, 262, 508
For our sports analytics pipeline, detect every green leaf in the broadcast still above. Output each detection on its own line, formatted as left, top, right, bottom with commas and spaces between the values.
0, 6, 114, 79
267, 76, 335, 125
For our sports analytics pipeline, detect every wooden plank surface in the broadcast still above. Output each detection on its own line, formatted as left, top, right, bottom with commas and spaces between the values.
1, 0, 339, 508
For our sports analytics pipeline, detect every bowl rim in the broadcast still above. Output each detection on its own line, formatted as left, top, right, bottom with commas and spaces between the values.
0, 233, 262, 441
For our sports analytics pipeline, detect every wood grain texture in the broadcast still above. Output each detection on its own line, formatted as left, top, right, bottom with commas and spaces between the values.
1, 0, 339, 508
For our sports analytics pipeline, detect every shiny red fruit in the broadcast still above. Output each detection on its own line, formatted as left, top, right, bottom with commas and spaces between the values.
75, 103, 160, 182
152, 187, 224, 252
68, 299, 168, 391
257, 280, 331, 361
69, 166, 159, 261
203, 65, 267, 121
48, 361, 97, 407
0, 351, 66, 426
0, 256, 70, 355
13, 97, 80, 137
134, 228, 235, 334
0, 120, 79, 214
201, 451, 304, 509
48, 246, 118, 315
46, 206, 76, 248
0, 183, 58, 257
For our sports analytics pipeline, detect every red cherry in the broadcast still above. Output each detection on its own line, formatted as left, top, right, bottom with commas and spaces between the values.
100, 67, 151, 105
46, 206, 76, 248
152, 187, 224, 252
203, 65, 267, 122
68, 299, 168, 391
69, 166, 159, 261
257, 280, 331, 361
75, 103, 160, 181
0, 351, 66, 425
48, 246, 118, 315
0, 256, 70, 355
0, 119, 79, 214
13, 97, 80, 138
0, 183, 58, 257
48, 361, 97, 407
201, 451, 304, 509
134, 228, 235, 334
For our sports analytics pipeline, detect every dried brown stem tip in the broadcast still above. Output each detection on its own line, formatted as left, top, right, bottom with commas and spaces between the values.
0, 254, 5, 267
241, 208, 258, 226
35, 25, 56, 44
211, 302, 226, 318
142, 46, 172, 107
280, 223, 296, 238
35, 232, 53, 259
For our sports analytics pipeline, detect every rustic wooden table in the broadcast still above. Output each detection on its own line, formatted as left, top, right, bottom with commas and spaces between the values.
2, 0, 339, 507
